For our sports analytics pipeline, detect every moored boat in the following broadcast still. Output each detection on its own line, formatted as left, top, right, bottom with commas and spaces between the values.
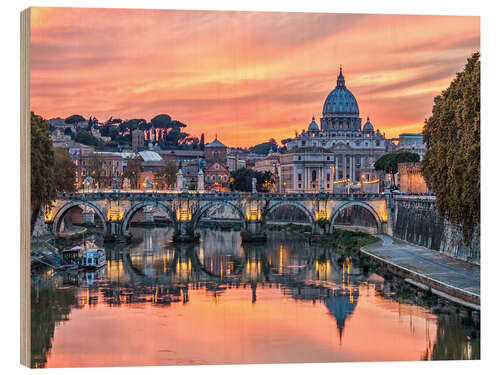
79, 248, 106, 269
62, 246, 84, 266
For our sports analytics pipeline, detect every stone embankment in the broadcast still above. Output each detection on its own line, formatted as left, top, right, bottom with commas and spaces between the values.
391, 196, 480, 264
360, 234, 480, 310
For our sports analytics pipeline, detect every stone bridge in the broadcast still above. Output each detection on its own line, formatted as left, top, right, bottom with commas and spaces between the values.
45, 191, 391, 242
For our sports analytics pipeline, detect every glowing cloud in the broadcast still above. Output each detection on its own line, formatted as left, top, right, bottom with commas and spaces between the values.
30, 8, 479, 146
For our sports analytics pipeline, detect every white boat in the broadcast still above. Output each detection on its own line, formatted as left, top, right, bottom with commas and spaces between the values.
79, 249, 106, 269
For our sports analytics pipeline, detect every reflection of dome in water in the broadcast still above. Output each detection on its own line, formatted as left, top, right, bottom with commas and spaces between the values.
325, 288, 359, 341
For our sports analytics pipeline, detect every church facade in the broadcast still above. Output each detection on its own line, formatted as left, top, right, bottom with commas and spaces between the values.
281, 67, 389, 193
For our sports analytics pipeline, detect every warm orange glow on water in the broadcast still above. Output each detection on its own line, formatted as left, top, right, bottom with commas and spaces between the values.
44, 284, 434, 367
31, 228, 478, 367
29, 8, 479, 146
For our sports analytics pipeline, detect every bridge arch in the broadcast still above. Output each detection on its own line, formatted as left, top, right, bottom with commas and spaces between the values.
191, 200, 246, 229
264, 201, 315, 226
52, 201, 107, 234
121, 201, 176, 234
329, 201, 382, 234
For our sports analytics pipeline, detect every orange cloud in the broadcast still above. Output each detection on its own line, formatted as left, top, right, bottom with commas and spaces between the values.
30, 7, 480, 146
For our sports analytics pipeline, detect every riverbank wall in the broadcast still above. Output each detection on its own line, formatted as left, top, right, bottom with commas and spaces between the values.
390, 196, 480, 264
360, 244, 480, 310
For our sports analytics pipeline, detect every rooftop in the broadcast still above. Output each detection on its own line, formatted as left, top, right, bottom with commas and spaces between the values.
205, 139, 227, 148
138, 150, 163, 162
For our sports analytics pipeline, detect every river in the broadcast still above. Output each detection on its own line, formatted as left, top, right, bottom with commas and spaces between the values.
31, 227, 479, 367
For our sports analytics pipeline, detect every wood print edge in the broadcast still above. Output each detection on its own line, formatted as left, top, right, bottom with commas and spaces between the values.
20, 7, 31, 368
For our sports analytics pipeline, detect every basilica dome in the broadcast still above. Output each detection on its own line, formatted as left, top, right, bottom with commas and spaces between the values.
308, 116, 319, 132
322, 67, 359, 116
363, 117, 374, 132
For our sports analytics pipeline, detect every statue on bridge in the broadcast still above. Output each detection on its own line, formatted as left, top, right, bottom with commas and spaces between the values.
122, 178, 131, 191
176, 168, 184, 191
83, 176, 93, 192
112, 177, 121, 192
197, 169, 204, 191
144, 177, 153, 191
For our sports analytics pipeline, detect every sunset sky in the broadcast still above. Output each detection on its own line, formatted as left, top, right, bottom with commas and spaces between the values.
30, 7, 479, 147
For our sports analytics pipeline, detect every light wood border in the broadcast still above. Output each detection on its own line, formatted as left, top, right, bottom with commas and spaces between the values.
20, 7, 31, 368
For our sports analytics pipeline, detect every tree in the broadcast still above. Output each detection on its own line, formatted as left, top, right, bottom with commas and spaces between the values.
248, 140, 278, 154
155, 161, 178, 189
75, 130, 99, 146
229, 168, 276, 192
64, 114, 86, 124
422, 52, 480, 245
200, 133, 205, 150
256, 171, 275, 192
123, 156, 143, 189
31, 113, 56, 233
53, 148, 77, 193
87, 153, 104, 188
374, 151, 420, 187
64, 127, 73, 136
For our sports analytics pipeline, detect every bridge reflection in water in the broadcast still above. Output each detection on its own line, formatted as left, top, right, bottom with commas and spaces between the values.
31, 227, 479, 368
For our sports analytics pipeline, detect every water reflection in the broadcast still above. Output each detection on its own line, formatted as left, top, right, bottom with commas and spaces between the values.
31, 227, 479, 367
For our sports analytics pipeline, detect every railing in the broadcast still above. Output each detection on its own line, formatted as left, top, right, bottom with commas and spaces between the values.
58, 191, 388, 200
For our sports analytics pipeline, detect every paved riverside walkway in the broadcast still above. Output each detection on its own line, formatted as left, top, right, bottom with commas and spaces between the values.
361, 235, 480, 303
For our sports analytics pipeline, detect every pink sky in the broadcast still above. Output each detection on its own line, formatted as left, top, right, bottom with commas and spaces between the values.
30, 7, 479, 147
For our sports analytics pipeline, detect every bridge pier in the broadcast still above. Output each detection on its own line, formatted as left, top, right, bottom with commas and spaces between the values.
241, 220, 267, 243
310, 221, 333, 242
173, 221, 200, 243
142, 206, 155, 225
82, 208, 95, 225
104, 221, 130, 243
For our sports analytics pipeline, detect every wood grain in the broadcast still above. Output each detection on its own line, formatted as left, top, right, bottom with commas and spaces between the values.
20, 7, 31, 368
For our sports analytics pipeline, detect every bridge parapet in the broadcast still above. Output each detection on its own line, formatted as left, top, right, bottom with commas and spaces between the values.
50, 191, 391, 242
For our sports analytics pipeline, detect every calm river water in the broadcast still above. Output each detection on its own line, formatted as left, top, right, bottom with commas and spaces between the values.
31, 227, 479, 367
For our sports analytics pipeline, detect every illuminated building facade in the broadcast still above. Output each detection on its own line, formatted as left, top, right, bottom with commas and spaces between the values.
283, 67, 389, 193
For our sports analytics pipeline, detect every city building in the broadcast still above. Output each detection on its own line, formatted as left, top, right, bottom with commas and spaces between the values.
205, 138, 227, 165
183, 159, 203, 189
227, 152, 247, 172
72, 151, 123, 188
397, 162, 430, 194
158, 149, 204, 166
281, 67, 389, 193
254, 153, 280, 174
205, 161, 229, 190
138, 150, 164, 175
280, 147, 335, 193
394, 133, 426, 159
131, 129, 145, 151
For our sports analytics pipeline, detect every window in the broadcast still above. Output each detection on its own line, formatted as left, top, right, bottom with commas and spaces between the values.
326, 174, 330, 181
312, 170, 317, 181
298, 173, 302, 181
298, 184, 302, 189
327, 184, 330, 188
298, 156, 302, 161
301, 140, 305, 146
